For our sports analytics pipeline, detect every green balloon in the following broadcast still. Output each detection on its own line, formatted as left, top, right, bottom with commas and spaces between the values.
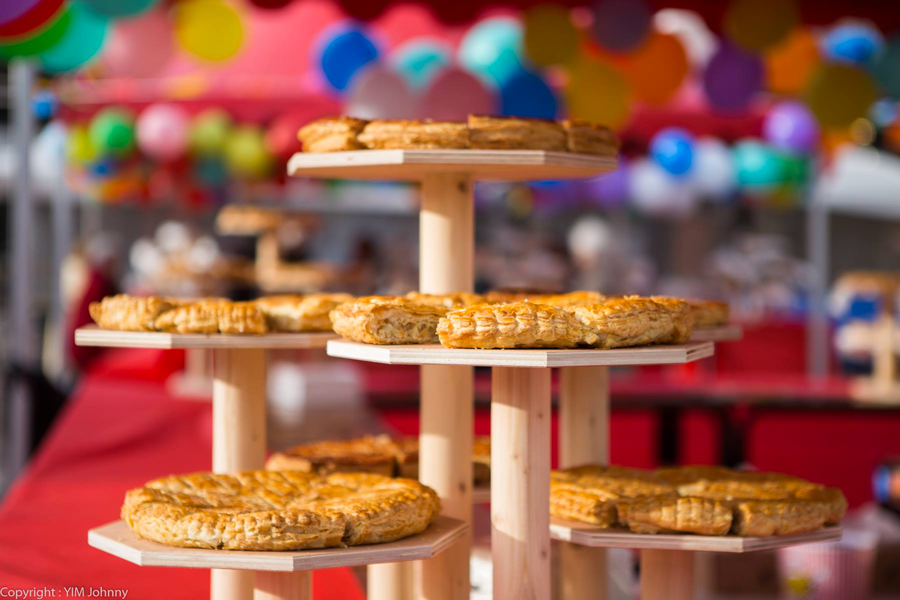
190, 109, 233, 156
734, 141, 787, 189
89, 108, 136, 157
0, 8, 72, 58
39, 3, 109, 73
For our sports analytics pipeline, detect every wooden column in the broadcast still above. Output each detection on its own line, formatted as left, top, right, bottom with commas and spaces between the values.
558, 366, 609, 600
492, 367, 551, 600
641, 549, 694, 600
254, 573, 312, 600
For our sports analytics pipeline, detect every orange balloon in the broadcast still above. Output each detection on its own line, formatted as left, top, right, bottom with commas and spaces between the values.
566, 56, 631, 128
820, 127, 852, 155
613, 32, 687, 105
883, 121, 900, 153
765, 28, 820, 95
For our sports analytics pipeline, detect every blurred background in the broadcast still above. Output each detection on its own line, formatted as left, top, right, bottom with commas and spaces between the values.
1, 0, 900, 597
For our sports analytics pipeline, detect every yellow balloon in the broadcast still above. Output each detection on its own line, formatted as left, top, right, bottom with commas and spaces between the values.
724, 0, 798, 51
66, 124, 97, 164
566, 57, 630, 128
175, 0, 244, 62
524, 5, 577, 67
225, 126, 271, 179
806, 64, 877, 128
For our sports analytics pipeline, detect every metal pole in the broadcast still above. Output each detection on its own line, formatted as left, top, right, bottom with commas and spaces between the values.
806, 195, 830, 377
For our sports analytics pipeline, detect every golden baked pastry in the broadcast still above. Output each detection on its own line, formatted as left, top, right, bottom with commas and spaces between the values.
215, 205, 284, 235
483, 288, 556, 303
404, 291, 488, 310
154, 300, 267, 334
357, 120, 469, 150
89, 294, 177, 332
438, 302, 582, 349
298, 117, 368, 153
467, 115, 567, 151
329, 296, 447, 344
122, 470, 440, 550
569, 297, 679, 349
650, 297, 695, 344
563, 120, 619, 156
617, 496, 733, 535
267, 435, 493, 485
534, 291, 608, 308
689, 300, 730, 328
255, 293, 354, 332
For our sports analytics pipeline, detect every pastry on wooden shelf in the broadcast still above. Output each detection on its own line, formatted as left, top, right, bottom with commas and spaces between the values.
535, 291, 608, 308
483, 288, 556, 303
154, 300, 268, 334
568, 297, 685, 349
617, 496, 733, 535
267, 434, 493, 485
563, 119, 620, 156
438, 302, 583, 349
404, 291, 489, 310
255, 293, 354, 332
688, 300, 730, 328
467, 115, 567, 151
298, 116, 368, 153
357, 120, 469, 150
88, 294, 178, 332
122, 470, 440, 550
330, 296, 448, 344
649, 297, 695, 344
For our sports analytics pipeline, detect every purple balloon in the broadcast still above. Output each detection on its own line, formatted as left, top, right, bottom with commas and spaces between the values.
763, 101, 820, 153
0, 0, 40, 25
584, 158, 629, 208
703, 42, 763, 112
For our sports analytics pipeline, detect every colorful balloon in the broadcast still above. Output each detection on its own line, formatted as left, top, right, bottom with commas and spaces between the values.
765, 28, 820, 95
0, 0, 41, 26
500, 70, 557, 120
136, 104, 190, 161
689, 138, 736, 199
566, 58, 630, 128
345, 64, 418, 119
391, 39, 451, 90
249, 0, 293, 9
458, 17, 524, 87
420, 67, 495, 121
724, 0, 797, 51
0, 5, 69, 57
592, 0, 650, 52
629, 157, 697, 217
617, 32, 687, 105
66, 123, 97, 164
584, 157, 629, 208
873, 35, 900, 98
318, 25, 379, 92
806, 64, 878, 128
763, 101, 820, 153
653, 9, 716, 68
733, 140, 786, 191
175, 0, 243, 62
102, 9, 172, 78
73, 0, 157, 18
702, 42, 763, 112
225, 125, 272, 179
89, 108, 136, 158
32, 90, 57, 119
651, 128, 694, 177
823, 23, 883, 65
0, 0, 63, 39
190, 109, 232, 156
523, 4, 576, 67
39, 2, 108, 73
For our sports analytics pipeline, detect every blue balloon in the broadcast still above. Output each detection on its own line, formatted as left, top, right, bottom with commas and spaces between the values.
500, 70, 558, 119
319, 26, 379, 92
392, 39, 450, 89
650, 128, 694, 177
73, 0, 157, 18
823, 24, 883, 65
39, 3, 109, 73
458, 17, 524, 87
32, 91, 58, 119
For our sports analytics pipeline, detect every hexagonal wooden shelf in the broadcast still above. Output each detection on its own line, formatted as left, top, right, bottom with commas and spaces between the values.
75, 325, 335, 350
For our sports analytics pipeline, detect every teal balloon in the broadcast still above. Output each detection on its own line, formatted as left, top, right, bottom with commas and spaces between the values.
733, 141, 787, 191
458, 17, 524, 87
392, 40, 451, 89
89, 108, 136, 158
873, 35, 900, 98
39, 4, 108, 73
73, 0, 157, 18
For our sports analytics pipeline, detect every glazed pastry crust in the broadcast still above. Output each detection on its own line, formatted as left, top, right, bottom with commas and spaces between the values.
358, 120, 469, 150
569, 297, 680, 348
617, 496, 733, 535
89, 294, 176, 332
154, 300, 267, 334
330, 296, 446, 344
298, 117, 368, 153
255, 293, 354, 332
689, 300, 730, 328
404, 291, 488, 310
534, 291, 608, 308
650, 297, 695, 344
467, 115, 567, 151
438, 302, 583, 349
122, 470, 440, 550
563, 120, 619, 156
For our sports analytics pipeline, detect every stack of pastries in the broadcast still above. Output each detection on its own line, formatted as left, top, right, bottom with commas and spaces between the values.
551, 465, 846, 537
298, 115, 618, 156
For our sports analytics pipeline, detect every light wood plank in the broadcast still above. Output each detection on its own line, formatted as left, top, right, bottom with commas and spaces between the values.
549, 519, 842, 553
492, 367, 551, 600
368, 563, 414, 600
75, 326, 335, 350
327, 340, 714, 368
254, 572, 312, 600
87, 517, 468, 571
287, 149, 617, 182
690, 325, 743, 342
642, 549, 694, 600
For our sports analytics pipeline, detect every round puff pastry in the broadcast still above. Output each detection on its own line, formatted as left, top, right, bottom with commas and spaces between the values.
467, 115, 567, 151
357, 120, 469, 150
329, 296, 447, 345
569, 297, 678, 349
562, 120, 619, 156
255, 293, 354, 332
532, 291, 608, 308
122, 470, 441, 550
154, 300, 267, 335
438, 302, 583, 349
89, 294, 177, 332
649, 297, 695, 343
298, 117, 368, 153
688, 300, 730, 328
404, 291, 488, 310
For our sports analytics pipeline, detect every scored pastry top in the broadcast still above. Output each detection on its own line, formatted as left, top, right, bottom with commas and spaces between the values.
358, 120, 469, 150
437, 301, 583, 349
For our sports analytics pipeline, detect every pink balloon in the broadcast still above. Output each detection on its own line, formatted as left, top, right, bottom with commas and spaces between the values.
420, 67, 495, 121
102, 9, 173, 78
345, 64, 418, 119
137, 103, 190, 161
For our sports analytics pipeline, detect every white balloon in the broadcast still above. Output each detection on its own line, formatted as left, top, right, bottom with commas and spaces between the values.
689, 138, 736, 200
30, 121, 67, 195
567, 216, 613, 263
653, 9, 716, 68
130, 237, 164, 277
629, 158, 697, 217
155, 220, 192, 255
345, 64, 419, 120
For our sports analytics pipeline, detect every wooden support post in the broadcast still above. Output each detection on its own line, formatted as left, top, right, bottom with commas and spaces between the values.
254, 573, 312, 600
367, 562, 415, 600
492, 367, 551, 600
558, 366, 609, 600
641, 549, 694, 600
211, 349, 267, 600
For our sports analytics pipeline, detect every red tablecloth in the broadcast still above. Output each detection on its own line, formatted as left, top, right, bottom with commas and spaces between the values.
0, 350, 364, 600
